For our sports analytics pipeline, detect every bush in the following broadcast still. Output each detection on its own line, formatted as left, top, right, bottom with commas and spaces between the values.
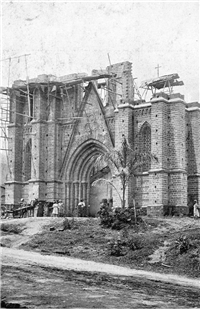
126, 234, 144, 251
178, 236, 192, 254
63, 218, 72, 230
98, 207, 114, 228
98, 206, 143, 230
108, 238, 126, 256
0, 223, 23, 234
165, 232, 200, 277
107, 231, 145, 257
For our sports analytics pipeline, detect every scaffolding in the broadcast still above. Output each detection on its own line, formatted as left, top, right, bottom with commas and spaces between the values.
0, 54, 32, 183
0, 55, 135, 179
140, 73, 184, 100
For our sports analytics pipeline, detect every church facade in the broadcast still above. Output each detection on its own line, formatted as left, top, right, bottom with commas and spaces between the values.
4, 61, 200, 215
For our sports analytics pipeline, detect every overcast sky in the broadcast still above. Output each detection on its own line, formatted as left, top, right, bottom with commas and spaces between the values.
1, 1, 199, 102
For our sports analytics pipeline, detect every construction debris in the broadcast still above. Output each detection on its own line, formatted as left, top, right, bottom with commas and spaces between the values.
140, 73, 184, 91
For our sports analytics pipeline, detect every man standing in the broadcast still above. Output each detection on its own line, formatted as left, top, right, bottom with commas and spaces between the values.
58, 200, 64, 217
193, 200, 200, 219
78, 199, 85, 217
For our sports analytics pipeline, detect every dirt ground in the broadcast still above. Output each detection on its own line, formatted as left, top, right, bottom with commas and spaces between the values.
1, 217, 200, 308
13, 216, 200, 278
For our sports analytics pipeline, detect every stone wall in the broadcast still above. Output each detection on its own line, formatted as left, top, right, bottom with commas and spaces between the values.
186, 103, 200, 203
3, 62, 200, 216
133, 103, 151, 208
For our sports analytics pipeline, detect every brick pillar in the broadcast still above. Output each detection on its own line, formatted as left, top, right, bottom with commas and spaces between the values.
28, 88, 47, 201
148, 95, 169, 215
5, 91, 23, 204
29, 120, 46, 201
168, 97, 187, 214
5, 124, 23, 204
121, 62, 133, 103
114, 103, 134, 207
34, 87, 47, 121
187, 105, 200, 203
107, 61, 133, 107
45, 87, 63, 202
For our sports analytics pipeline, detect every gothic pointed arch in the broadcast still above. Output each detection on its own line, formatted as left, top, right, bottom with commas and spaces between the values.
59, 82, 114, 179
139, 121, 151, 172
63, 139, 114, 215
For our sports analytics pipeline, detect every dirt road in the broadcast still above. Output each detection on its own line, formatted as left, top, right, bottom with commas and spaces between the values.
1, 218, 200, 308
2, 246, 200, 288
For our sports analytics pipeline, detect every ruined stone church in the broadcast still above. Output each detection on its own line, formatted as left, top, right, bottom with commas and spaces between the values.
4, 61, 200, 215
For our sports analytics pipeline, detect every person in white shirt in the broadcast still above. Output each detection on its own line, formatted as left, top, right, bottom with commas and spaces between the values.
193, 200, 200, 218
58, 200, 64, 217
52, 200, 59, 217
78, 199, 85, 217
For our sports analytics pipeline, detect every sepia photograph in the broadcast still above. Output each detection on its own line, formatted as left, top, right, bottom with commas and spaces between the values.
0, 1, 199, 308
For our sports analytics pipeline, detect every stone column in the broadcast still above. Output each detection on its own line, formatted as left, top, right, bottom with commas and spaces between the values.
81, 182, 88, 216
81, 182, 88, 203
187, 104, 200, 203
73, 181, 79, 211
168, 97, 187, 214
28, 87, 47, 201
65, 182, 69, 213
148, 95, 169, 215
114, 103, 134, 207
87, 183, 90, 215
44, 87, 62, 202
5, 90, 23, 204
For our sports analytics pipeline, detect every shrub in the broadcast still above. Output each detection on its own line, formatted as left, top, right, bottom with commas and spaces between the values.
108, 238, 126, 256
107, 231, 145, 257
165, 232, 200, 277
126, 234, 144, 251
0, 223, 23, 234
98, 206, 143, 230
178, 236, 192, 254
63, 218, 72, 230
98, 208, 114, 228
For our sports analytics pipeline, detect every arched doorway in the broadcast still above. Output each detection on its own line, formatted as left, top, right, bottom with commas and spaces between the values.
89, 165, 112, 216
64, 139, 113, 216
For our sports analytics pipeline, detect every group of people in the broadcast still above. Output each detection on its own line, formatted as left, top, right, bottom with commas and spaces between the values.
52, 199, 88, 217
18, 199, 200, 219
2, 196, 200, 219
51, 200, 64, 217
19, 198, 65, 218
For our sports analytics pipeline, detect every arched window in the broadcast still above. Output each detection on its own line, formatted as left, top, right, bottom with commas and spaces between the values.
140, 124, 151, 172
24, 139, 32, 180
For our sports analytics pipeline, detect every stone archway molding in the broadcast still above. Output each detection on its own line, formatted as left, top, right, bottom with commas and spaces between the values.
63, 138, 113, 213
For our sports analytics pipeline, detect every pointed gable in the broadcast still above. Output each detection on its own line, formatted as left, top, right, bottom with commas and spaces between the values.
60, 82, 114, 178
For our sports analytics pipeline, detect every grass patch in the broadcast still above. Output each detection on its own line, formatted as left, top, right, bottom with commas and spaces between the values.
0, 223, 24, 234
21, 218, 164, 266
19, 217, 200, 278
165, 229, 200, 278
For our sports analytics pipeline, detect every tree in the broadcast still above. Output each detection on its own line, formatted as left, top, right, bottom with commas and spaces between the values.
92, 136, 157, 209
